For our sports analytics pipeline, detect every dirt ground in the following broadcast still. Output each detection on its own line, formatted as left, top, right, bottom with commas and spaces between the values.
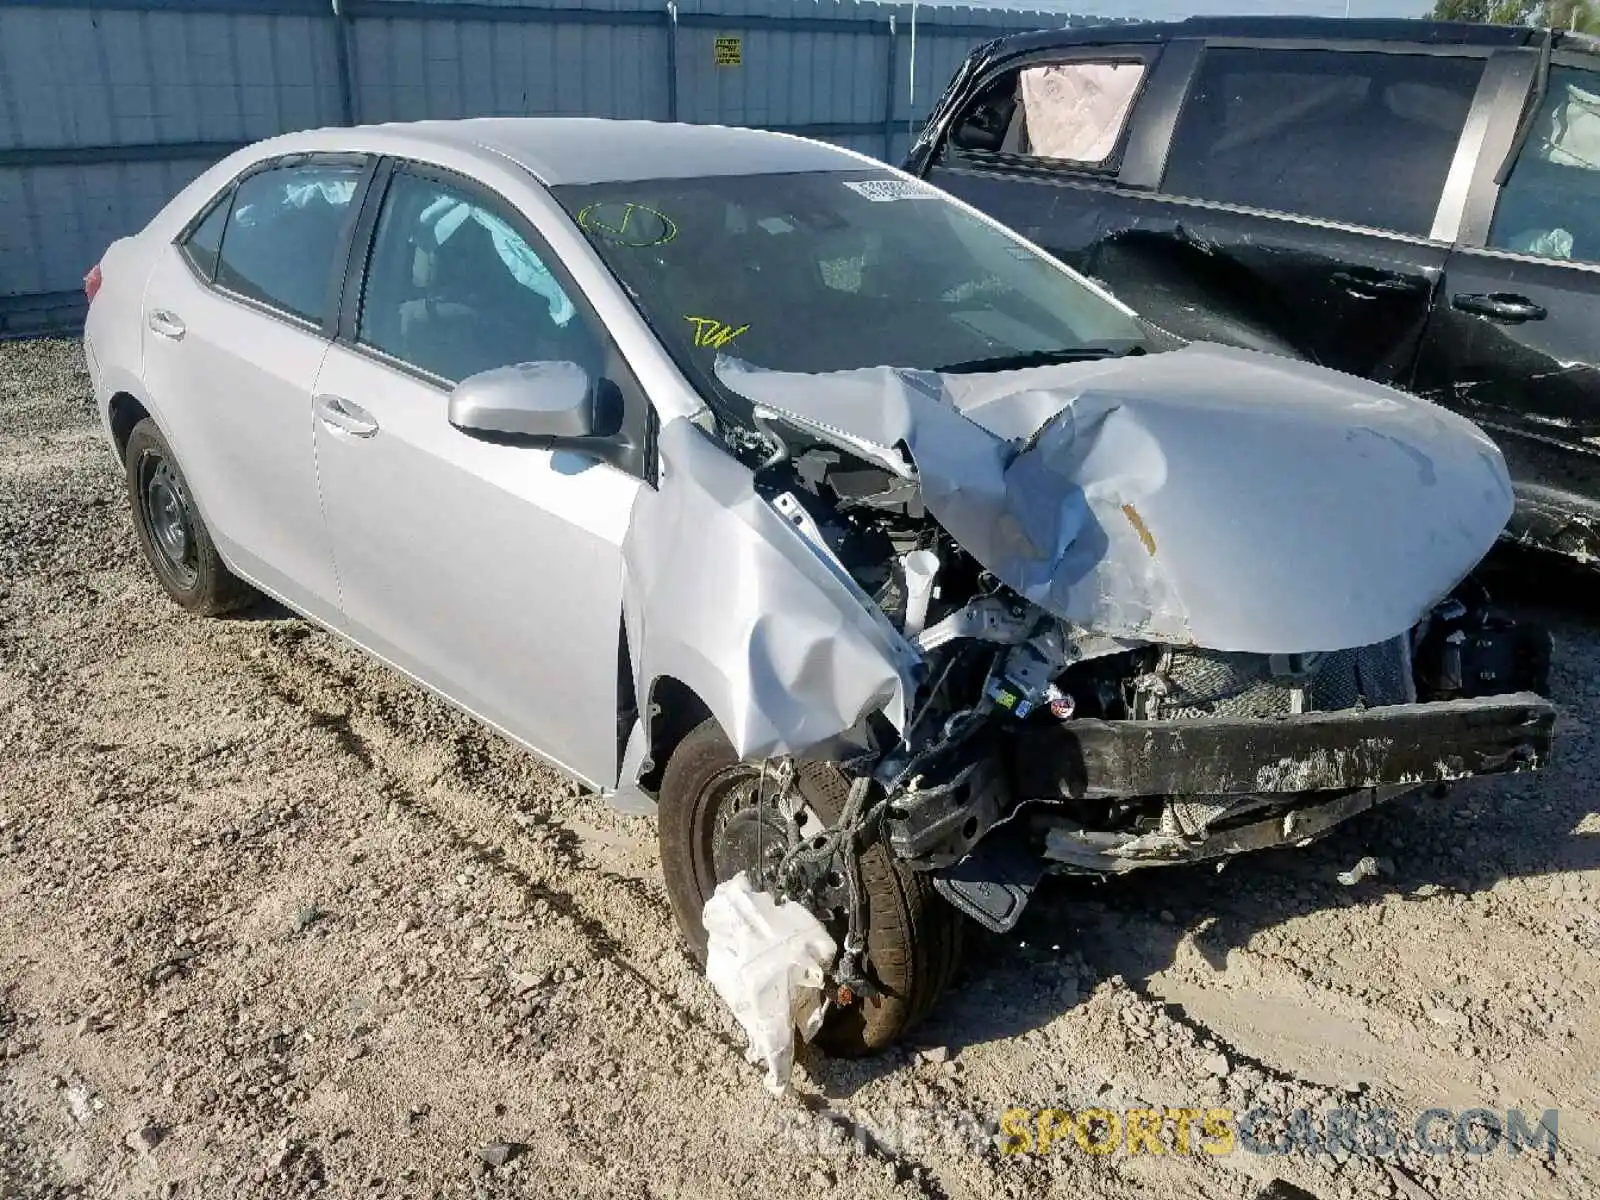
2, 336, 1597, 1200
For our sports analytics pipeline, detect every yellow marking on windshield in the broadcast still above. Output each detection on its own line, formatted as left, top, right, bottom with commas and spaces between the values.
685, 315, 750, 350
576, 202, 677, 247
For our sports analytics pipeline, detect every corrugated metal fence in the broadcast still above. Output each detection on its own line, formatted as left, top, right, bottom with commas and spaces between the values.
0, 0, 1100, 334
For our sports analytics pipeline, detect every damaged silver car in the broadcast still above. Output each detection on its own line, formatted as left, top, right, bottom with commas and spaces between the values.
85, 119, 1555, 1056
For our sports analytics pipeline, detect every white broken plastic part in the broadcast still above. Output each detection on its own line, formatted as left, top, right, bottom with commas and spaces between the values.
702, 872, 838, 1095
1336, 855, 1382, 887
901, 549, 940, 638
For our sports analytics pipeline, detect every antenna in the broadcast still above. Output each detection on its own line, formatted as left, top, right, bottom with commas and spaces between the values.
909, 1, 919, 141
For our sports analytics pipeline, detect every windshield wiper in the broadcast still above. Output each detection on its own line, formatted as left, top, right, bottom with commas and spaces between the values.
933, 345, 1144, 374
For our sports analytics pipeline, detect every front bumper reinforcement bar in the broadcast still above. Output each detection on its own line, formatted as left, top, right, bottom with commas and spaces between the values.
1010, 691, 1555, 801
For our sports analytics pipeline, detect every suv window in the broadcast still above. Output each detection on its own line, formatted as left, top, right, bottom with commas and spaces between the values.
950, 59, 1146, 167
357, 171, 598, 385
1013, 62, 1147, 163
1490, 65, 1600, 263
214, 162, 363, 324
1163, 48, 1485, 236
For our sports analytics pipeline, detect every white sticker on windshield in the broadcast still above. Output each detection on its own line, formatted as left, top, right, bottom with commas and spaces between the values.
842, 179, 936, 202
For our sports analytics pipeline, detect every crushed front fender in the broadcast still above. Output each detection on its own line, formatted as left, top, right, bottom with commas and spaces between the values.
620, 417, 920, 764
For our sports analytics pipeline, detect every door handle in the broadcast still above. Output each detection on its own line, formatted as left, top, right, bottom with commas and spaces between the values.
314, 394, 379, 438
147, 309, 186, 340
1451, 292, 1548, 323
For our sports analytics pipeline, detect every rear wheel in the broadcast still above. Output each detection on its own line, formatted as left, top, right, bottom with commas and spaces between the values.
657, 718, 964, 1055
125, 418, 255, 616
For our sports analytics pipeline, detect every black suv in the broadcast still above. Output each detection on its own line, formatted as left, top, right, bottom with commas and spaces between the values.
907, 17, 1600, 564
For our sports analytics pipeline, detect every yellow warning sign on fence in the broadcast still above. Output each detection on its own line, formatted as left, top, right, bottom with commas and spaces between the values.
715, 36, 742, 66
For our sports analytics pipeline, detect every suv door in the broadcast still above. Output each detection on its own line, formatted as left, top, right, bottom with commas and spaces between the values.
310, 162, 652, 787
140, 155, 370, 626
922, 40, 1494, 385
1413, 55, 1600, 558
1109, 43, 1495, 383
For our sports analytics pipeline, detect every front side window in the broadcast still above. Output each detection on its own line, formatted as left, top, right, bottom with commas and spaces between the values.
358, 171, 596, 385
1490, 66, 1600, 263
554, 170, 1148, 420
1014, 62, 1147, 163
214, 162, 363, 323
1162, 49, 1485, 236
949, 58, 1147, 168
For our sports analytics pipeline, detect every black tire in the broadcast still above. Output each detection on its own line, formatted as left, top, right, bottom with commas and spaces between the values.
658, 718, 964, 1055
124, 418, 255, 616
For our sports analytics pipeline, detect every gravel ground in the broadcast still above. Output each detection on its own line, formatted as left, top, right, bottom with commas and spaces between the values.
2, 337, 1597, 1200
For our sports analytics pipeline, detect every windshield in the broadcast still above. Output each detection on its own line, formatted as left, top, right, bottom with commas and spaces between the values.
553, 169, 1149, 412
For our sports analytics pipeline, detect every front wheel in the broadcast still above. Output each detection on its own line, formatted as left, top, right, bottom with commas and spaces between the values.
657, 718, 964, 1055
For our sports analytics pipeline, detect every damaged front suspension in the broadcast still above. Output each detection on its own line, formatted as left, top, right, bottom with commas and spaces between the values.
771, 774, 875, 999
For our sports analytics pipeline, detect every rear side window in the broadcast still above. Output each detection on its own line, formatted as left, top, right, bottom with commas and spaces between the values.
1490, 66, 1600, 263
180, 194, 229, 281
1162, 49, 1485, 236
949, 58, 1147, 169
214, 162, 364, 324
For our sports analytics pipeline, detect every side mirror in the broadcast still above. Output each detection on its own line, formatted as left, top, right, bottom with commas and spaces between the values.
447, 361, 595, 444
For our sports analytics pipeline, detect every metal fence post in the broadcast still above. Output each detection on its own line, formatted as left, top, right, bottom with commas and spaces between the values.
331, 0, 355, 125
882, 14, 897, 162
665, 1, 680, 123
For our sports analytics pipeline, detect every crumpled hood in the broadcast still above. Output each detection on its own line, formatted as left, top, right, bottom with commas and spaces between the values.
717, 343, 1514, 654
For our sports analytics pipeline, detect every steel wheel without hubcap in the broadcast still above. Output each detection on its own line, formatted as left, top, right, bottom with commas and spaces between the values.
139, 453, 198, 590
122, 417, 255, 617
708, 764, 792, 889
707, 762, 848, 918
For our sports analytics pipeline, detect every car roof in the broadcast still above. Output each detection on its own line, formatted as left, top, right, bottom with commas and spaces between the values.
986, 16, 1545, 61
342, 118, 871, 186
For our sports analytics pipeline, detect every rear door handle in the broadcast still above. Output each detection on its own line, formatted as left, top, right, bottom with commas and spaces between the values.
1452, 292, 1548, 323
314, 394, 379, 438
147, 309, 186, 340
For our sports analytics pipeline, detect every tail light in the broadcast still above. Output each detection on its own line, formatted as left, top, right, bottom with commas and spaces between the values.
84, 262, 103, 306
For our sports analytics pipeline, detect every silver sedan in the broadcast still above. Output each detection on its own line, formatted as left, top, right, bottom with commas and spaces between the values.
84, 118, 1553, 1054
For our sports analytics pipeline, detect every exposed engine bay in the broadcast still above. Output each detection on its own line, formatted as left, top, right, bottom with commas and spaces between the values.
664, 346, 1557, 1003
